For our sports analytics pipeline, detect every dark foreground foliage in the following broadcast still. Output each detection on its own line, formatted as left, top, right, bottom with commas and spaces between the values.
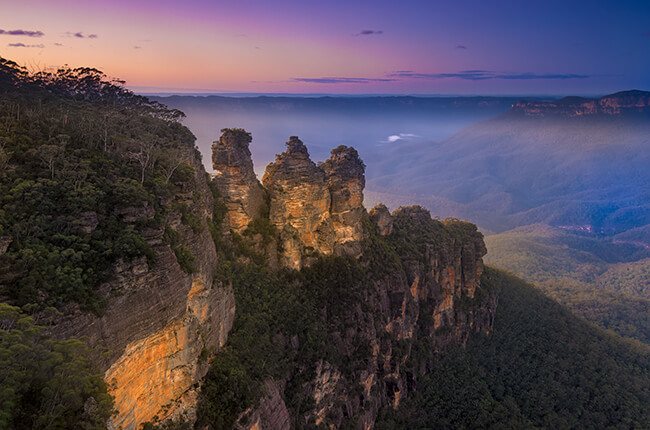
196, 256, 370, 429
375, 267, 650, 429
0, 303, 113, 429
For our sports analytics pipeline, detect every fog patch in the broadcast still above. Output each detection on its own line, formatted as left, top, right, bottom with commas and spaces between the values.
384, 133, 419, 143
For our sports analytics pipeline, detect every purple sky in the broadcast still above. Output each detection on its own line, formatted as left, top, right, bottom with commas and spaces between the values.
1, 0, 649, 94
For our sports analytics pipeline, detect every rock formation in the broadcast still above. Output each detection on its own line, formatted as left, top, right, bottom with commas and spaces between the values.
210, 132, 496, 428
260, 137, 367, 269
212, 128, 265, 233
238, 205, 495, 430
262, 137, 335, 269
369, 203, 393, 236
322, 145, 366, 256
312, 206, 492, 428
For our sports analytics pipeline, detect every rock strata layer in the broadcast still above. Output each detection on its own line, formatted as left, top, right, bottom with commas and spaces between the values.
53, 146, 235, 429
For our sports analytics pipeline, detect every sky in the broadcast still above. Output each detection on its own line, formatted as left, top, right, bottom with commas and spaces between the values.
1, 0, 649, 95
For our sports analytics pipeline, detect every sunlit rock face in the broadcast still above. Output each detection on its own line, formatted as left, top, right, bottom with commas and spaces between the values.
322, 145, 366, 256
106, 277, 234, 429
260, 138, 369, 269
207, 132, 496, 429
262, 137, 335, 269
212, 129, 266, 233
52, 146, 235, 429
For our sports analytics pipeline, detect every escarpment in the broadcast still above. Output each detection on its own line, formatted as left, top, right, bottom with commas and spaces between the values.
0, 62, 498, 430
297, 206, 494, 429
511, 90, 650, 118
52, 146, 235, 429
209, 132, 498, 429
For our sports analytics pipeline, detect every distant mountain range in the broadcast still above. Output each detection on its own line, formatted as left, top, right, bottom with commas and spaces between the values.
508, 90, 650, 118
367, 90, 650, 235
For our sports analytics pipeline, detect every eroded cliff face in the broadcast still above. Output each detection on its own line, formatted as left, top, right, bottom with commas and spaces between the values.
212, 133, 496, 429
106, 277, 234, 428
212, 129, 266, 233
368, 203, 393, 236
240, 206, 495, 430
261, 137, 333, 269
259, 137, 367, 269
295, 206, 495, 429
53, 146, 235, 429
322, 145, 366, 257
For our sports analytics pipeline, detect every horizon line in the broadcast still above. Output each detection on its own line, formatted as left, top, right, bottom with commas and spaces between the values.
136, 91, 612, 99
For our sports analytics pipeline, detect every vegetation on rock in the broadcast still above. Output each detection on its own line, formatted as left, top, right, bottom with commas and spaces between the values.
375, 268, 650, 429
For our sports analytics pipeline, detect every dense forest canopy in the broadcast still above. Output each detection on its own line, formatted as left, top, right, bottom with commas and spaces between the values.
0, 57, 199, 314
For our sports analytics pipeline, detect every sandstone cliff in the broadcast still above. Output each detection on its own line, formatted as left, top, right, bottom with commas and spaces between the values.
322, 145, 366, 257
230, 205, 495, 430
301, 206, 494, 429
259, 137, 367, 269
261, 136, 333, 269
53, 145, 235, 429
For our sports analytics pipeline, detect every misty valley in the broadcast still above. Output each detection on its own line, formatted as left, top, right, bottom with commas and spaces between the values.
1, 58, 649, 430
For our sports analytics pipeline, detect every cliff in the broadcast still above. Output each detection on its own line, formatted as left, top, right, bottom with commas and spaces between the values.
0, 62, 242, 430
205, 134, 498, 429
0, 57, 497, 429
510, 90, 650, 118
292, 206, 495, 429
52, 146, 235, 429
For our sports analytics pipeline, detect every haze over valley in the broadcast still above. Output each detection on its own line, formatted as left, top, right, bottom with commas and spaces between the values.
2, 0, 650, 428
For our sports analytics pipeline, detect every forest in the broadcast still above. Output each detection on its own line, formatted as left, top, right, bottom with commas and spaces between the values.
375, 268, 650, 429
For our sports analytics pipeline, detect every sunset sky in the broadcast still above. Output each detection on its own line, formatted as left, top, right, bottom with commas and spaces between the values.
2, 0, 649, 95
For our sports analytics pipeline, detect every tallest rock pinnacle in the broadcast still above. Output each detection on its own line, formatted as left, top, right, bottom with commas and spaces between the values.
262, 137, 334, 269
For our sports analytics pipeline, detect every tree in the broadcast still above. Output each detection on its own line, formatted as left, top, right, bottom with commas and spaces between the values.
128, 139, 159, 184
37, 143, 65, 179
0, 139, 9, 173
159, 148, 187, 184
